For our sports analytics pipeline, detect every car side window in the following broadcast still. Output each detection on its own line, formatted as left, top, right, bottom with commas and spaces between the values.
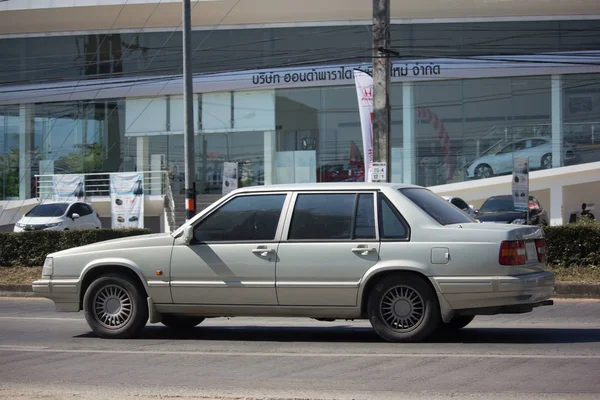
193, 194, 286, 242
354, 194, 376, 239
66, 204, 78, 217
452, 198, 469, 211
378, 195, 409, 240
288, 193, 376, 240
78, 204, 92, 216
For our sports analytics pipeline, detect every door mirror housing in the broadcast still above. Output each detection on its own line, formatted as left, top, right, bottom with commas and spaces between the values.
183, 225, 194, 245
71, 213, 80, 220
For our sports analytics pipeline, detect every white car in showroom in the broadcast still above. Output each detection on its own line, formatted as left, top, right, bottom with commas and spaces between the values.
14, 201, 102, 232
33, 183, 555, 343
466, 137, 578, 179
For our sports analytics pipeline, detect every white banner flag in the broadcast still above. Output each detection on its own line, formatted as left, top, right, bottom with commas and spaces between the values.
354, 69, 373, 182
222, 161, 239, 195
110, 173, 144, 229
52, 174, 84, 202
512, 157, 529, 212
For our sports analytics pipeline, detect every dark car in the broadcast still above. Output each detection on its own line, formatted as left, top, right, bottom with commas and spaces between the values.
475, 195, 549, 226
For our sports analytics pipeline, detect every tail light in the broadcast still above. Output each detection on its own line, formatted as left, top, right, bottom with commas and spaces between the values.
96, 213, 100, 219
499, 240, 527, 265
535, 239, 546, 262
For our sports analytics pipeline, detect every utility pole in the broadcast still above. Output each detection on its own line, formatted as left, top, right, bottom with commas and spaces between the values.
372, 0, 391, 182
182, 0, 196, 220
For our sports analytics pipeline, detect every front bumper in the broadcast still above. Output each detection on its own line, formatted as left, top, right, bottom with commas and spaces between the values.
32, 279, 80, 312
432, 271, 556, 313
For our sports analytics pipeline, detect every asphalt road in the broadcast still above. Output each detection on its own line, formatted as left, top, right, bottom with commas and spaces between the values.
1, 297, 599, 400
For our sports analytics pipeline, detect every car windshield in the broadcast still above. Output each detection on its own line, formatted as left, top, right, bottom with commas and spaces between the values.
479, 197, 516, 212
25, 203, 68, 217
400, 188, 475, 226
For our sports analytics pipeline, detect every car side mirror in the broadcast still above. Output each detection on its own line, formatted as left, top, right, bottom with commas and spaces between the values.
474, 209, 479, 215
183, 225, 194, 245
71, 213, 80, 220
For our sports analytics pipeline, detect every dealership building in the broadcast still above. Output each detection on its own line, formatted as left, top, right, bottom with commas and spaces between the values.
1, 0, 599, 231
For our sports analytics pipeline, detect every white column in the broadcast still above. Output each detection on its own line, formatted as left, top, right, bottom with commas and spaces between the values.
263, 130, 276, 185
136, 136, 149, 173
19, 104, 33, 200
551, 75, 563, 169
550, 184, 564, 226
403, 82, 416, 184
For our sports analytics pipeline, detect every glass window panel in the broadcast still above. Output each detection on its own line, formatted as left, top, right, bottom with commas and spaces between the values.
194, 194, 286, 242
354, 193, 376, 239
289, 193, 355, 240
379, 195, 409, 240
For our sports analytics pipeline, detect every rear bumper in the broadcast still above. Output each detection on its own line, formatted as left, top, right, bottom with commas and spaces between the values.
432, 271, 556, 313
32, 279, 80, 312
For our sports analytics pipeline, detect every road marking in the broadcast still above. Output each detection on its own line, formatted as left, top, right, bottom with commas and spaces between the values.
0, 316, 82, 321
0, 346, 598, 359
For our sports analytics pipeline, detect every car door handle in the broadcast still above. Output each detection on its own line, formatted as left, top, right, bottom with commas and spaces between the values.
252, 248, 275, 257
351, 247, 377, 256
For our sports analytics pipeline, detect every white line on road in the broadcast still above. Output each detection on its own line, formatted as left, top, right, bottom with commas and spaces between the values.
0, 346, 598, 359
0, 316, 82, 321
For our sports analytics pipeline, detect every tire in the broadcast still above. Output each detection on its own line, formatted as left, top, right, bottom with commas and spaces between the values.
474, 164, 493, 179
441, 315, 475, 331
367, 274, 441, 343
161, 314, 205, 330
83, 274, 148, 339
541, 153, 552, 169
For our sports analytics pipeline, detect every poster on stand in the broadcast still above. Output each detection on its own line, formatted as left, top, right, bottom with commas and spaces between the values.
222, 162, 239, 195
512, 157, 529, 212
110, 173, 144, 229
52, 174, 84, 202
354, 69, 374, 182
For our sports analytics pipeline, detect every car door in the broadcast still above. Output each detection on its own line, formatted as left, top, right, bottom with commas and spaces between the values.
169, 192, 290, 305
75, 203, 93, 229
275, 191, 379, 306
492, 143, 516, 174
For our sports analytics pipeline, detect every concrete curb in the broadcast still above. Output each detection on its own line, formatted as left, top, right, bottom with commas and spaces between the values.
0, 284, 37, 298
1, 283, 599, 299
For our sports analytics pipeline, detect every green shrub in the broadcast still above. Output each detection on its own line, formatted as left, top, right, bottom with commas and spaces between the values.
0, 229, 152, 267
543, 219, 600, 267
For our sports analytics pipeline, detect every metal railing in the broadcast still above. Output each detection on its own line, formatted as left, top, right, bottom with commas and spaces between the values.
35, 171, 169, 201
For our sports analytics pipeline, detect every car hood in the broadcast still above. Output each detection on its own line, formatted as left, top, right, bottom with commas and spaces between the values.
476, 210, 527, 223
49, 232, 174, 258
18, 216, 64, 225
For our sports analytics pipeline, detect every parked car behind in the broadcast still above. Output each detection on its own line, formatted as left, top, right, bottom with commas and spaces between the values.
466, 137, 578, 179
33, 183, 555, 343
442, 195, 475, 217
475, 195, 549, 226
14, 201, 102, 232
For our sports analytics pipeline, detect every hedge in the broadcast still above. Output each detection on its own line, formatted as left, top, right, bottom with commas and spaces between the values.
543, 220, 600, 268
1, 222, 598, 269
0, 229, 151, 267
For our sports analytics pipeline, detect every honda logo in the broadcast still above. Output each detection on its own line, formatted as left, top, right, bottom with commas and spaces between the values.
363, 88, 372, 97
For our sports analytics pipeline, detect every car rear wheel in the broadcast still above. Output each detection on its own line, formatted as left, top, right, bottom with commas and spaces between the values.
161, 314, 205, 330
541, 153, 552, 169
367, 274, 441, 342
474, 164, 493, 179
83, 274, 148, 339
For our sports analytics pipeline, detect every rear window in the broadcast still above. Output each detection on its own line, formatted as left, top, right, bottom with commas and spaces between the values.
25, 203, 68, 217
400, 188, 475, 226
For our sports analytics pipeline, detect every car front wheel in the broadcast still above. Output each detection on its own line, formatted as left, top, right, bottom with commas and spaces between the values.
474, 164, 493, 179
367, 274, 441, 342
83, 274, 148, 339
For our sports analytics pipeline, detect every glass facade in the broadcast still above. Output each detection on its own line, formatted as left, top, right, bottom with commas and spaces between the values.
1, 20, 600, 200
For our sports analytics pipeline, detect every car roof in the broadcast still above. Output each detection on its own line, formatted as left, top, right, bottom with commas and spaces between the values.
228, 182, 421, 194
